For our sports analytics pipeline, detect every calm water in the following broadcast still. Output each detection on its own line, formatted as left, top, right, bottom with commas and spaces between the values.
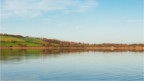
1, 50, 144, 81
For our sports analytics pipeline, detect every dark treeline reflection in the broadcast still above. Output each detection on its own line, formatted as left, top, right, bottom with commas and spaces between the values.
1, 49, 143, 63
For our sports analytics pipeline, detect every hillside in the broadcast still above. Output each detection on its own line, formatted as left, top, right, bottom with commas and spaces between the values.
0, 34, 84, 47
0, 35, 42, 46
0, 34, 144, 48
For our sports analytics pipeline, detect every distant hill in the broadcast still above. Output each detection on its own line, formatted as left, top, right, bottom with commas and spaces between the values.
0, 34, 85, 47
0, 33, 144, 47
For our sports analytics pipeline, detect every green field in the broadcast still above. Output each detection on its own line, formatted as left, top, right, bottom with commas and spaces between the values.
1, 36, 25, 42
0, 36, 43, 47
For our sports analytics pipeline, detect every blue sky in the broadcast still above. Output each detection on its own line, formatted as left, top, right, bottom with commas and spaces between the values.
1, 0, 143, 44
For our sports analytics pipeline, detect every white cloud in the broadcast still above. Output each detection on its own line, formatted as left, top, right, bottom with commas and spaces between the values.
1, 0, 98, 18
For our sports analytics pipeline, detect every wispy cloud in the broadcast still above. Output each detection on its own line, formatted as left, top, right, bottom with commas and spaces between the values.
109, 19, 144, 23
126, 19, 144, 23
1, 0, 98, 18
41, 18, 51, 22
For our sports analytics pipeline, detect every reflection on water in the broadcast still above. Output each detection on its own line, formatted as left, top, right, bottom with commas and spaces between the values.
1, 49, 144, 81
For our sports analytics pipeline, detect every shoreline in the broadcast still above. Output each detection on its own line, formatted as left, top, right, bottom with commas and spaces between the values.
1, 46, 144, 51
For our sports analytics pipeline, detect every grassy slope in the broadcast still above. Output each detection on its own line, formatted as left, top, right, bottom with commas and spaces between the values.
1, 36, 25, 42
0, 36, 43, 46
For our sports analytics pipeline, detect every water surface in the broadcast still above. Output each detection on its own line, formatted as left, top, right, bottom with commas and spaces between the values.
1, 50, 144, 81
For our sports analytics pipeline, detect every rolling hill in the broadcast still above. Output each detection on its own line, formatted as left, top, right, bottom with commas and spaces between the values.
0, 34, 144, 48
0, 34, 84, 47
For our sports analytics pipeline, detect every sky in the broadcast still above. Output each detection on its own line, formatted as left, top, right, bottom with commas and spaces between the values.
0, 0, 143, 44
